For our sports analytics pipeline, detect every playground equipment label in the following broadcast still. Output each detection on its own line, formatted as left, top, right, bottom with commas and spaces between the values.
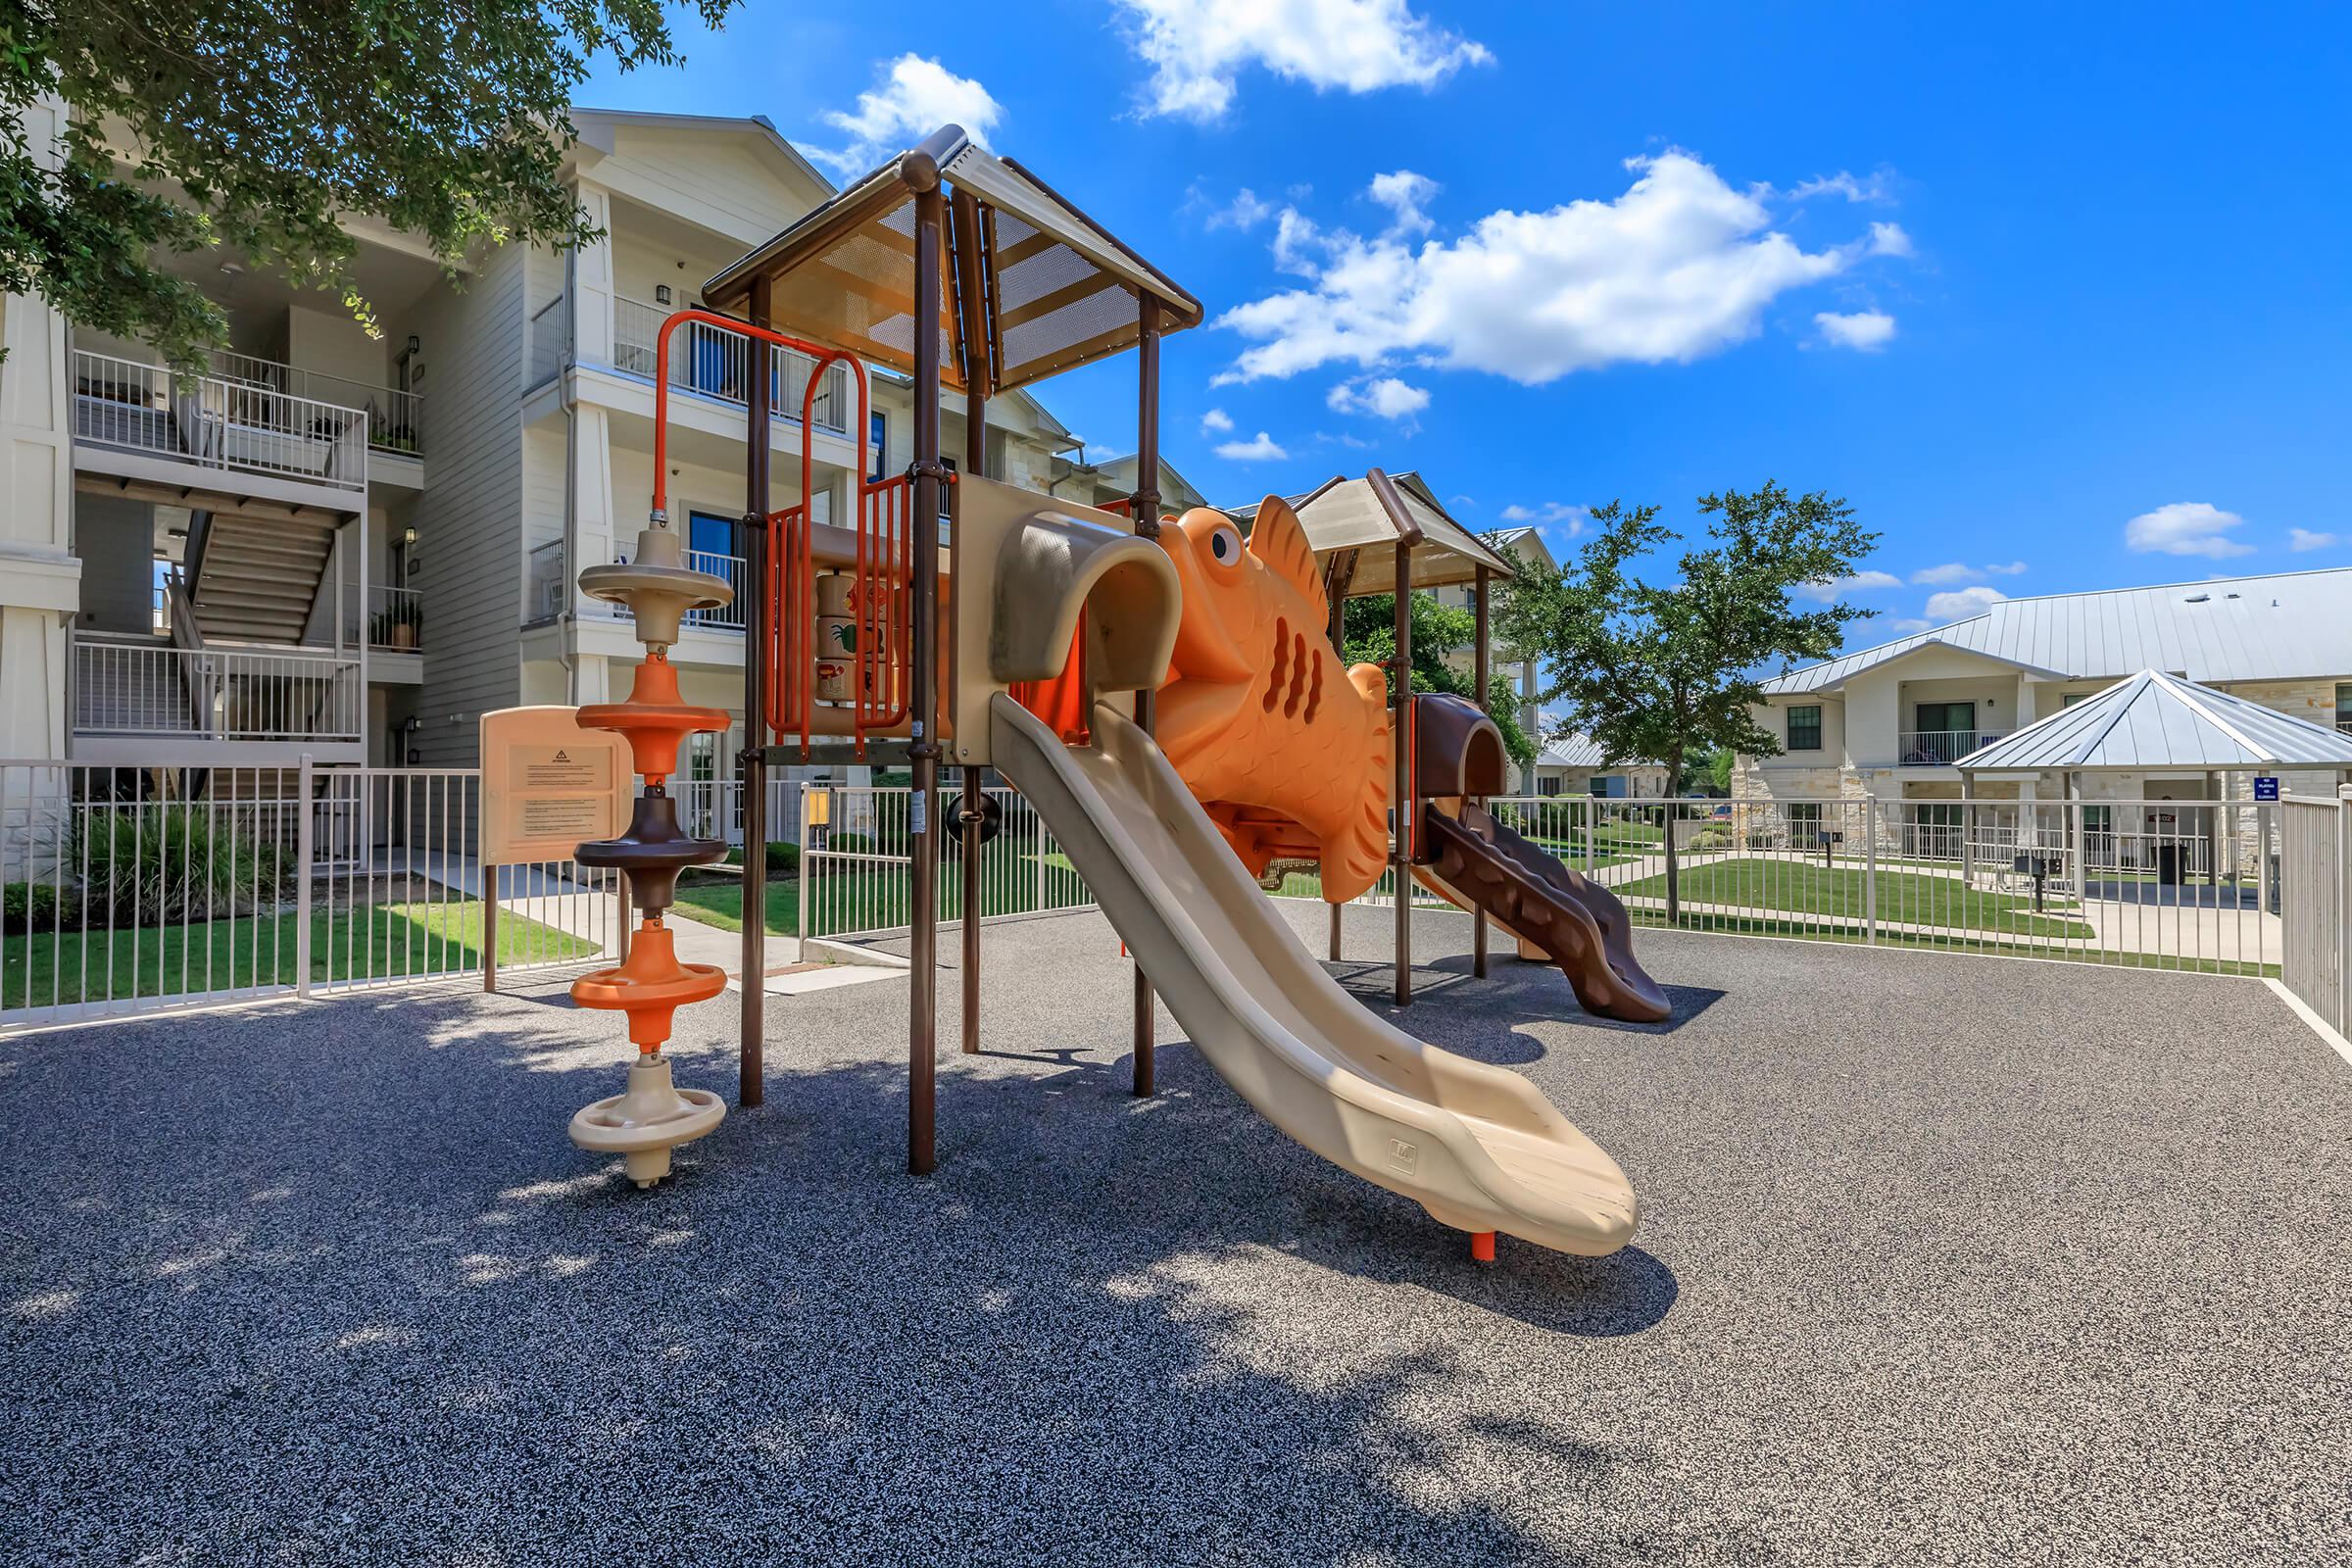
480, 707, 632, 865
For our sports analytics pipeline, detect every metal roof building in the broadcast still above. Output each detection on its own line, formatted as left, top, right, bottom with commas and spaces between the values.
1957, 668, 2352, 776
1765, 565, 2352, 695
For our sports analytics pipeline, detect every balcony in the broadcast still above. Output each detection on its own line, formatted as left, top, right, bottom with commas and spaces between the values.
612, 296, 854, 436
73, 632, 364, 762
346, 585, 424, 652
1898, 729, 2006, 766
211, 350, 422, 458
72, 350, 368, 500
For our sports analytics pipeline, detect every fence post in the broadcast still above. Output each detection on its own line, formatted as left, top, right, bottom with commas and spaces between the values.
2338, 787, 2350, 1039
295, 753, 315, 996
1864, 795, 1878, 946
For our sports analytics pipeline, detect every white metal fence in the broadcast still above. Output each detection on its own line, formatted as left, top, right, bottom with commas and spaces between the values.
754, 789, 2295, 979
73, 635, 364, 744
72, 349, 368, 491
210, 348, 420, 457
2280, 790, 2349, 1035
1, 760, 622, 1033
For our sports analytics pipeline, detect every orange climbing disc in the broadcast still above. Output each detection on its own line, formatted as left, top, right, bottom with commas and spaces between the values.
570, 921, 727, 1051
577, 654, 729, 783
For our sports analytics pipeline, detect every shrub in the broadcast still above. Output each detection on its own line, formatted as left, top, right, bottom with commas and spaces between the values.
73, 805, 286, 924
720, 842, 802, 875
4, 882, 71, 933
825, 831, 873, 856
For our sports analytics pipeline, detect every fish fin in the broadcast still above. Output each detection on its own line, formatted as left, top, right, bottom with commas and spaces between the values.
1320, 701, 1394, 905
1247, 496, 1327, 624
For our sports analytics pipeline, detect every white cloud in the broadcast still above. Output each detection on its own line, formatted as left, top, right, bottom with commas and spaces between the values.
1367, 170, 1440, 236
1868, 221, 1914, 258
1200, 407, 1235, 434
1114, 0, 1492, 122
1214, 430, 1288, 461
1910, 562, 1981, 586
1790, 171, 1894, 203
1986, 560, 2029, 575
1204, 187, 1276, 231
2125, 502, 2255, 559
1886, 616, 1934, 634
1814, 310, 1896, 352
2289, 527, 2337, 553
1926, 585, 2006, 621
811, 56, 1003, 176
1217, 150, 1863, 386
1794, 568, 1902, 603
1325, 375, 1430, 420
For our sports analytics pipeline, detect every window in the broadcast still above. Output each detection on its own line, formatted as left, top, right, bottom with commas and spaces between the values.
1787, 705, 1823, 752
1788, 802, 1823, 841
1537, 775, 1562, 797
2061, 692, 2087, 708
687, 511, 734, 564
2337, 683, 2352, 735
868, 411, 888, 482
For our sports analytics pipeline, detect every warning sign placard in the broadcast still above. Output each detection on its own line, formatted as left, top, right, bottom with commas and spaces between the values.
480, 708, 630, 865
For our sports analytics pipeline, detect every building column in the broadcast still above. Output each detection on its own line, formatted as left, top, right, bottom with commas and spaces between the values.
569, 183, 616, 369
0, 99, 76, 760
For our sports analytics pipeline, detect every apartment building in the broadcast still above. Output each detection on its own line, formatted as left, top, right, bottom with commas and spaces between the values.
1735, 564, 2352, 844
0, 107, 1129, 787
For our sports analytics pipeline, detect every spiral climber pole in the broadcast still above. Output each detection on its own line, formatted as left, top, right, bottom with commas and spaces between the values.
564, 516, 738, 1187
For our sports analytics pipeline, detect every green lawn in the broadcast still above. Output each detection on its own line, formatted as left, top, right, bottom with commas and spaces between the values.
1631, 908, 2276, 976
1615, 857, 2096, 940
671, 842, 1091, 938
3, 901, 596, 1010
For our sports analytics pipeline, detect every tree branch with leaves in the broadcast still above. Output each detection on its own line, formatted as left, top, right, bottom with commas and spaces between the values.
0, 0, 739, 368
1341, 592, 1537, 770
1495, 482, 1878, 912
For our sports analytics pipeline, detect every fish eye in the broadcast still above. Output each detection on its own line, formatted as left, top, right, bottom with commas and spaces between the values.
1206, 524, 1243, 566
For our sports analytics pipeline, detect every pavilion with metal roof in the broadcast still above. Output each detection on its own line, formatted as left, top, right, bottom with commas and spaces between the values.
1226, 469, 1520, 593
1957, 667, 2352, 783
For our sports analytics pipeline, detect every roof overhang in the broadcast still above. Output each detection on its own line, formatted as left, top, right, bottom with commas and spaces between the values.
1779, 636, 2068, 696
702, 125, 1201, 396
1228, 470, 1519, 593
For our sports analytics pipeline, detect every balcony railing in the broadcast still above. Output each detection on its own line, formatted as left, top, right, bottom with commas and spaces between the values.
528, 293, 566, 389
72, 350, 368, 493
1897, 728, 2006, 766
525, 539, 745, 633
73, 633, 363, 744
211, 350, 421, 457
527, 539, 568, 622
612, 296, 854, 436
348, 585, 423, 651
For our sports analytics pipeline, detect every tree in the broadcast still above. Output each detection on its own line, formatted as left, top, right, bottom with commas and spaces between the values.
0, 0, 737, 370
1340, 593, 1536, 770
1495, 482, 1878, 916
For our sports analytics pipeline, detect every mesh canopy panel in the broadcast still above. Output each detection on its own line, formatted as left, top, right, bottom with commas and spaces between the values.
705, 130, 1198, 396
1227, 475, 1519, 593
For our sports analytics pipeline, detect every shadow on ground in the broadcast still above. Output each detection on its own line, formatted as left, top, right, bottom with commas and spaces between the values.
0, 981, 1687, 1567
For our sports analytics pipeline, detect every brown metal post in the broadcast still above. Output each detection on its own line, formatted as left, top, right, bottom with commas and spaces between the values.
739, 273, 772, 1108
1394, 538, 1413, 1005
1472, 564, 1490, 980
906, 179, 946, 1173
482, 861, 498, 992
953, 189, 989, 1057
1130, 295, 1164, 1096
1323, 545, 1357, 963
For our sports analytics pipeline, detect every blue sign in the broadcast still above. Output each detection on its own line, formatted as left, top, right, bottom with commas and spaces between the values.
2253, 775, 2279, 802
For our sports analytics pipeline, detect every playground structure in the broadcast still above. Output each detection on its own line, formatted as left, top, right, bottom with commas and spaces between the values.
564, 123, 1663, 1252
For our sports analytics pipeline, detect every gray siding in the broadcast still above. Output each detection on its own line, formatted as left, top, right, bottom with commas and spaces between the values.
411, 244, 528, 765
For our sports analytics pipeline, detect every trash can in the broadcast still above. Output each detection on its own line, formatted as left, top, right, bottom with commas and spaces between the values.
2155, 843, 2180, 885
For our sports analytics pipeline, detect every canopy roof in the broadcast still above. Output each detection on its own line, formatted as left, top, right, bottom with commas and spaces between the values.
1226, 470, 1519, 593
1957, 668, 2352, 773
703, 125, 1201, 395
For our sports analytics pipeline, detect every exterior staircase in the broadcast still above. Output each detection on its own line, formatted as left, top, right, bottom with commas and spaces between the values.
185, 511, 338, 644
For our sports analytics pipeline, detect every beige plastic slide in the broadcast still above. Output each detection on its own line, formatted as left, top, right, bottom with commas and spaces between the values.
991, 692, 1638, 1257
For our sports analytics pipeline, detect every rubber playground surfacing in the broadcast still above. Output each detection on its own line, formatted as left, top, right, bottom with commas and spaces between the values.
2, 906, 2346, 1566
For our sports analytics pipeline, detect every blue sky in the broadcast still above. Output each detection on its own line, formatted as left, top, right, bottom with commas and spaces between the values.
583, 2, 2351, 639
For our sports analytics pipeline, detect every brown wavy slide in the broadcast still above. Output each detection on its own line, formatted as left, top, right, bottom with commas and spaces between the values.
1419, 800, 1674, 1024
